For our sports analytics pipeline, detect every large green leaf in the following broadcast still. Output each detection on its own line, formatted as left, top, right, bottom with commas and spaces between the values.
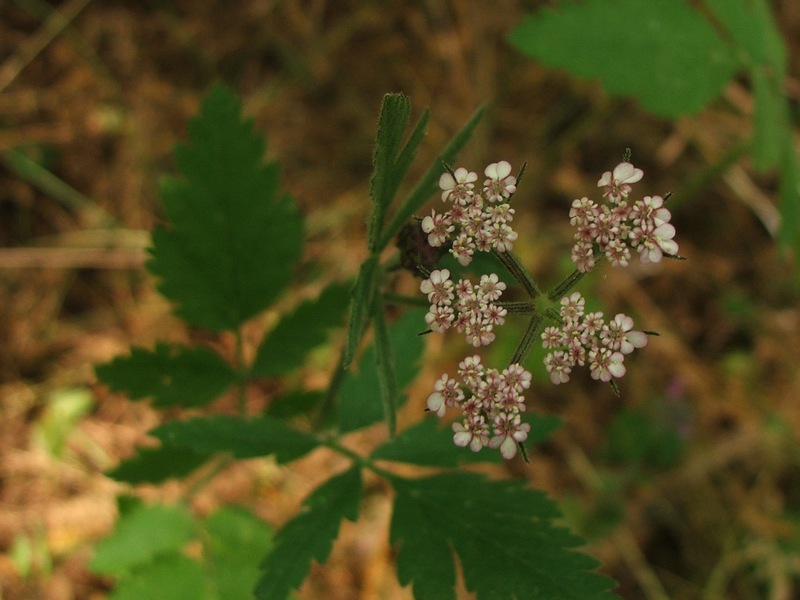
508, 0, 739, 117
255, 468, 362, 600
95, 343, 237, 408
150, 415, 321, 463
149, 84, 303, 331
391, 473, 618, 600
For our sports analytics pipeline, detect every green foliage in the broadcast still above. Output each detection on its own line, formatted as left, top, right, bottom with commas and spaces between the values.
94, 86, 624, 600
251, 281, 351, 378
96, 343, 237, 408
372, 417, 503, 467
509, 0, 800, 263
91, 501, 271, 600
106, 445, 212, 484
255, 468, 362, 600
202, 508, 274, 599
151, 415, 321, 463
148, 84, 303, 331
91, 502, 195, 577
390, 473, 619, 600
508, 0, 738, 117
338, 309, 426, 434
372, 413, 560, 467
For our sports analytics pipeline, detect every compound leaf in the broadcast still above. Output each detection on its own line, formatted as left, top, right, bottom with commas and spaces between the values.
251, 281, 351, 378
508, 0, 739, 117
149, 84, 303, 331
150, 415, 320, 463
255, 467, 362, 600
391, 473, 618, 600
96, 343, 237, 408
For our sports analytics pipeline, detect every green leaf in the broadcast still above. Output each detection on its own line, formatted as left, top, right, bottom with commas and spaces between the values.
95, 343, 237, 408
203, 507, 273, 600
107, 445, 212, 484
344, 255, 380, 368
150, 415, 321, 463
372, 413, 559, 469
377, 104, 486, 251
339, 309, 426, 434
265, 389, 325, 419
778, 140, 800, 262
373, 302, 399, 437
371, 417, 502, 467
108, 554, 208, 600
368, 93, 412, 251
508, 0, 739, 117
255, 467, 362, 600
703, 0, 786, 70
90, 502, 195, 577
750, 66, 786, 170
251, 281, 351, 378
148, 83, 303, 331
390, 473, 618, 600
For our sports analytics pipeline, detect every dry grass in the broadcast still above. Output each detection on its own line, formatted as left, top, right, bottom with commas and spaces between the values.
1, 1, 800, 599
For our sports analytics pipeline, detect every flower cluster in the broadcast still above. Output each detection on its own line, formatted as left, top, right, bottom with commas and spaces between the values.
570, 162, 678, 272
541, 292, 648, 385
421, 161, 518, 266
420, 268, 508, 347
426, 355, 532, 459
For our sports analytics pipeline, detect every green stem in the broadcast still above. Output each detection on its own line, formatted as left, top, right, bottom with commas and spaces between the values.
510, 313, 543, 365
499, 300, 536, 314
493, 250, 541, 299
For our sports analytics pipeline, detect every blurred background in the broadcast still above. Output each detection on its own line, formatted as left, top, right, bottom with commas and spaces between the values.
1, 1, 800, 599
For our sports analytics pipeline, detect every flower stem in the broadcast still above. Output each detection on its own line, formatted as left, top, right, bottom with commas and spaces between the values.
494, 249, 541, 299
510, 313, 543, 365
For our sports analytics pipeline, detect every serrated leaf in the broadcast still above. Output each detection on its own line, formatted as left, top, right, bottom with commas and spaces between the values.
90, 503, 195, 577
339, 309, 426, 434
251, 281, 351, 378
508, 0, 739, 117
95, 343, 237, 408
203, 507, 273, 600
391, 473, 618, 600
378, 104, 486, 251
255, 468, 362, 600
108, 554, 208, 600
107, 444, 212, 484
151, 415, 320, 463
148, 84, 303, 331
344, 255, 380, 368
